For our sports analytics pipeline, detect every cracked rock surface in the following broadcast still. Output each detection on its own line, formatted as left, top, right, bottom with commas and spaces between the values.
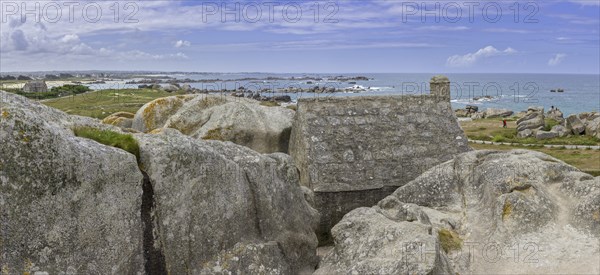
317, 150, 600, 274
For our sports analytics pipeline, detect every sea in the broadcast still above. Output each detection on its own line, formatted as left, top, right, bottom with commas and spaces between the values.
87, 73, 599, 116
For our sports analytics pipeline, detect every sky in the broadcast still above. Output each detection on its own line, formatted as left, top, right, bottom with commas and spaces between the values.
0, 0, 599, 73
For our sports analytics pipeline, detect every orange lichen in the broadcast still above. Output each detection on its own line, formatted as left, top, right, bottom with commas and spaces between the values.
593, 210, 600, 222
502, 201, 513, 221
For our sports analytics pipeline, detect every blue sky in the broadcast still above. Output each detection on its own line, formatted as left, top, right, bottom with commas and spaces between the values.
0, 0, 599, 73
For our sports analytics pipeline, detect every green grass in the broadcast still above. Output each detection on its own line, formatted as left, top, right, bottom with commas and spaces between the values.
461, 118, 600, 146
44, 89, 184, 119
492, 134, 506, 143
73, 127, 140, 161
544, 118, 561, 131
470, 143, 600, 176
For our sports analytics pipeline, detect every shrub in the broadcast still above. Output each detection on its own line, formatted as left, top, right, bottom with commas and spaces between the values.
544, 119, 560, 131
492, 135, 506, 143
50, 84, 91, 95
73, 127, 140, 161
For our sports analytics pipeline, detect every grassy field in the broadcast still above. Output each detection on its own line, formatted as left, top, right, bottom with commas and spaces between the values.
460, 118, 600, 146
44, 89, 183, 119
470, 143, 600, 176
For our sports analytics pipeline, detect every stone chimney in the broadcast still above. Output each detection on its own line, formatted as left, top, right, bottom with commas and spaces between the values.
430, 75, 450, 100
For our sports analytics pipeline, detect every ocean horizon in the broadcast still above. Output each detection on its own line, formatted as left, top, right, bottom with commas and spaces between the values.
76, 72, 600, 116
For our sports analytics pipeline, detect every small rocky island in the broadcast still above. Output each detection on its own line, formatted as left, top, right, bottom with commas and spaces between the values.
1, 76, 598, 274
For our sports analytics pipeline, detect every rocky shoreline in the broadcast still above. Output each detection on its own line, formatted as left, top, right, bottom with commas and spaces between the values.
127, 75, 372, 85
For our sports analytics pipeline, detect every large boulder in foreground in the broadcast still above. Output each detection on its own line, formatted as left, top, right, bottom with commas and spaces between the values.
135, 129, 319, 274
132, 95, 294, 153
318, 150, 600, 274
0, 91, 144, 273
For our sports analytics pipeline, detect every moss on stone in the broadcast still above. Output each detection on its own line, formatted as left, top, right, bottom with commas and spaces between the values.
73, 127, 140, 161
502, 201, 513, 221
593, 210, 600, 222
438, 229, 463, 253
202, 127, 229, 141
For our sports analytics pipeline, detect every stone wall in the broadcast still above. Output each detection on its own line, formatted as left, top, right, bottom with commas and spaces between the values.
289, 76, 472, 243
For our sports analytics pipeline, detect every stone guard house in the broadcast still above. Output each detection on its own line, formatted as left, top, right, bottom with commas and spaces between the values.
289, 76, 471, 243
22, 81, 48, 93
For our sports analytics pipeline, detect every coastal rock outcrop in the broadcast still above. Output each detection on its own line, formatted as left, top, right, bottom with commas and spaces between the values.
566, 114, 586, 135
516, 106, 545, 136
132, 95, 294, 153
135, 129, 319, 274
551, 125, 570, 137
585, 116, 600, 138
547, 108, 564, 121
484, 108, 513, 118
0, 91, 144, 274
317, 150, 600, 274
535, 130, 558, 139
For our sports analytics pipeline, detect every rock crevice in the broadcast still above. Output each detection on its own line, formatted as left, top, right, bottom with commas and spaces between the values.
141, 170, 167, 275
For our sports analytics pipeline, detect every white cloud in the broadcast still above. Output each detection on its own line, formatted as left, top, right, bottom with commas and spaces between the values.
446, 46, 517, 67
174, 40, 191, 48
568, 0, 600, 6
548, 54, 567, 66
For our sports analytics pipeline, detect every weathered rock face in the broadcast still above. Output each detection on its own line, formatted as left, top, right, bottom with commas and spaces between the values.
551, 125, 570, 138
566, 114, 586, 135
318, 150, 600, 274
517, 107, 545, 133
547, 108, 564, 121
135, 130, 319, 274
102, 111, 135, 129
517, 128, 533, 138
536, 130, 558, 139
290, 79, 471, 243
578, 112, 599, 122
470, 112, 484, 120
484, 108, 513, 118
132, 95, 195, 132
0, 91, 144, 274
163, 84, 180, 93
585, 116, 600, 138
455, 108, 469, 117
315, 207, 454, 275
133, 95, 294, 153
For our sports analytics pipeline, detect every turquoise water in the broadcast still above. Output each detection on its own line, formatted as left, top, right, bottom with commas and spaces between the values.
90, 73, 600, 116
